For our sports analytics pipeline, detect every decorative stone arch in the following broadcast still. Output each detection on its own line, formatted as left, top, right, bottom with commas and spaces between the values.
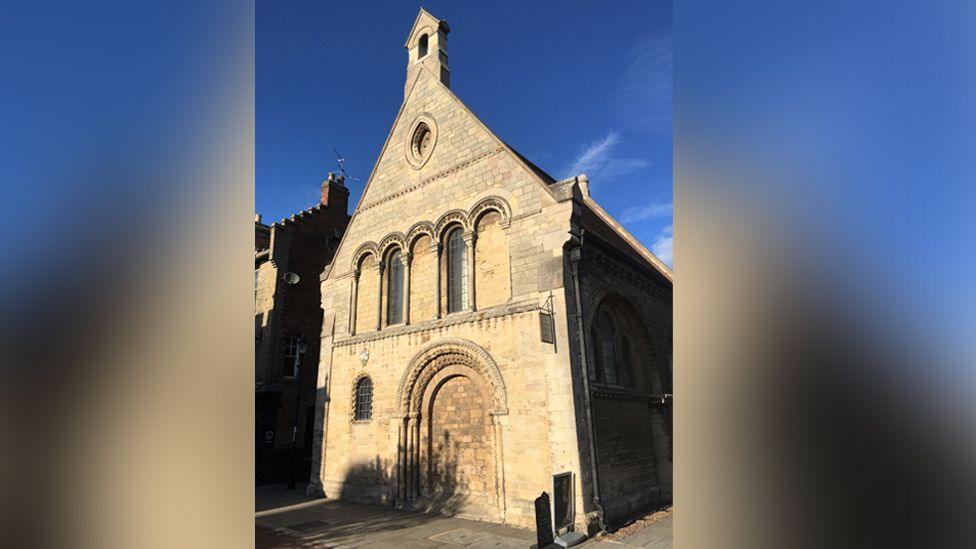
434, 209, 470, 242
585, 291, 661, 392
394, 339, 510, 518
379, 232, 407, 258
468, 196, 512, 229
406, 221, 436, 249
396, 338, 507, 416
351, 242, 379, 271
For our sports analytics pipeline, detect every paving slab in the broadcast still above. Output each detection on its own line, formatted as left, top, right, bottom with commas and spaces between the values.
256, 490, 535, 549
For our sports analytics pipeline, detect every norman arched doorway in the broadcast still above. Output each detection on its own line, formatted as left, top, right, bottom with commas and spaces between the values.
395, 339, 508, 520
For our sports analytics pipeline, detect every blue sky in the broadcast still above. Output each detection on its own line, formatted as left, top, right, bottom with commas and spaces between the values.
257, 0, 673, 264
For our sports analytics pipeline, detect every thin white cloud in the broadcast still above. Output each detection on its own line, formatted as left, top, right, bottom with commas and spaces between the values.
614, 35, 672, 134
563, 130, 650, 182
651, 225, 673, 266
621, 202, 672, 223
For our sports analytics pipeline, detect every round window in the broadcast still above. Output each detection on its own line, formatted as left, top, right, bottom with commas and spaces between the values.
405, 116, 436, 169
413, 123, 431, 158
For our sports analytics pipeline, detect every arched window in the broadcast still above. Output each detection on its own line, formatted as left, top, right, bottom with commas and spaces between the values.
387, 249, 404, 325
446, 228, 468, 313
619, 336, 633, 387
354, 377, 373, 421
418, 33, 429, 58
598, 312, 619, 385
590, 326, 603, 383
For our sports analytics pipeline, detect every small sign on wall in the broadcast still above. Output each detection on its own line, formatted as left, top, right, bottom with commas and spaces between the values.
539, 312, 555, 344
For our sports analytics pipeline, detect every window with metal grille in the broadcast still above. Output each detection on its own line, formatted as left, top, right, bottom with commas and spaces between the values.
387, 249, 404, 325
354, 377, 373, 421
447, 228, 467, 313
283, 334, 302, 377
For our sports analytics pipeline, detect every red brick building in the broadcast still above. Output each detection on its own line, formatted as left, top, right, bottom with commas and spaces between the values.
255, 173, 350, 485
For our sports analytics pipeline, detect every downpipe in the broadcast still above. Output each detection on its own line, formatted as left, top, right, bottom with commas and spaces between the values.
569, 238, 606, 532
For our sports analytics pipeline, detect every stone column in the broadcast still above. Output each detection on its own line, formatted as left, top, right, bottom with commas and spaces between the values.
407, 413, 420, 499
431, 242, 442, 319
491, 412, 508, 521
349, 269, 360, 335
463, 232, 476, 311
403, 251, 412, 325
410, 412, 421, 498
375, 260, 385, 331
396, 418, 407, 505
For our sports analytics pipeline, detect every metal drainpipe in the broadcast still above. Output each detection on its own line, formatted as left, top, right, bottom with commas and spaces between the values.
569, 235, 606, 532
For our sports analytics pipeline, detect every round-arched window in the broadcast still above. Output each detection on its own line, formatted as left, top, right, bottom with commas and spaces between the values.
418, 33, 429, 58
354, 377, 373, 421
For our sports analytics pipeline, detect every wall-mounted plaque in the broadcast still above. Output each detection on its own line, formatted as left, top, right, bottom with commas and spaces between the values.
553, 472, 574, 531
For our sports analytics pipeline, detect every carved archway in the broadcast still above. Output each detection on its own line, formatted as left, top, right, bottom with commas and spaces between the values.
394, 339, 508, 520
396, 338, 508, 415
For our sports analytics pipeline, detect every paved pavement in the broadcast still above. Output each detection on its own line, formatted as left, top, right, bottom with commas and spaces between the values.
255, 484, 671, 549
582, 516, 672, 548
256, 484, 536, 548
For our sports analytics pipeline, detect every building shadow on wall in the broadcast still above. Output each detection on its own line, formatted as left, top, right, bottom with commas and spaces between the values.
409, 437, 474, 518
337, 438, 473, 521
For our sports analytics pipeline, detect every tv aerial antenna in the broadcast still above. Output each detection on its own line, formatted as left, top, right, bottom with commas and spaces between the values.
332, 149, 361, 184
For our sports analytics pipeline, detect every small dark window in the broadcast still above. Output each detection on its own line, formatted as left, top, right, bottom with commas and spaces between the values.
387, 249, 404, 325
283, 335, 303, 377
354, 377, 373, 420
446, 228, 468, 312
418, 33, 429, 58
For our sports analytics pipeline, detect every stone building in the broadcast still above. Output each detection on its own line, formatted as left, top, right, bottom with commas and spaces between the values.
255, 173, 350, 485
308, 9, 672, 533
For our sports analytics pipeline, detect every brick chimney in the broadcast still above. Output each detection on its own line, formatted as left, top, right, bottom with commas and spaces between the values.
320, 171, 349, 213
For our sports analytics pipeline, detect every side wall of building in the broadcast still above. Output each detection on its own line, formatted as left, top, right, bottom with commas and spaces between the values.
577, 229, 673, 526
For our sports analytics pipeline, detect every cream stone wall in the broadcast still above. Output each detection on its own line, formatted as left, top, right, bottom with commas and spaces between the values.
321, 308, 558, 527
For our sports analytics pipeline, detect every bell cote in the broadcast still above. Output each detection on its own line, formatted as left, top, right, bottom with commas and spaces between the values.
404, 8, 450, 97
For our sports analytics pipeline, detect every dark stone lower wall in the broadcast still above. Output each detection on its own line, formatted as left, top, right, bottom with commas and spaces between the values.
592, 396, 661, 524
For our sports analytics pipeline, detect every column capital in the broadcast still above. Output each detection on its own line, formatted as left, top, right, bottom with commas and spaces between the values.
352, 268, 361, 280
404, 251, 413, 266
462, 232, 476, 245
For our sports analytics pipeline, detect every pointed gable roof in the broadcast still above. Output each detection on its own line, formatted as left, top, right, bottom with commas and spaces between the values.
404, 8, 450, 47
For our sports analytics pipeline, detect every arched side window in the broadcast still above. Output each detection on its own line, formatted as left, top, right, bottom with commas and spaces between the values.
619, 336, 633, 387
354, 377, 373, 421
446, 228, 468, 313
598, 312, 619, 385
418, 33, 429, 58
590, 326, 604, 383
387, 249, 404, 325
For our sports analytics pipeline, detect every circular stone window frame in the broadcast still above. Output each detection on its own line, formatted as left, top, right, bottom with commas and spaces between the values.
405, 114, 438, 170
